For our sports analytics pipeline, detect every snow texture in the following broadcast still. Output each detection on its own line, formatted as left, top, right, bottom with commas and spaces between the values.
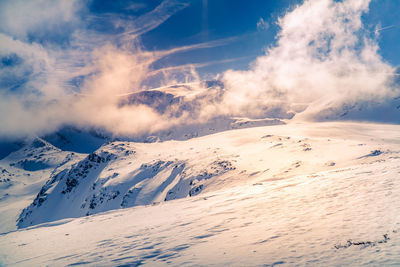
1, 122, 400, 266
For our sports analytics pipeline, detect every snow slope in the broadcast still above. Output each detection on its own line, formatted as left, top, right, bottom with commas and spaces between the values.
0, 138, 86, 233
1, 121, 400, 266
16, 120, 387, 228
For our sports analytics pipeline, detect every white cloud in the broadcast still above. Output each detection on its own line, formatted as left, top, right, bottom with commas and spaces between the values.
0, 0, 81, 41
125, 3, 147, 12
0, 0, 398, 140
221, 0, 398, 120
0, 0, 200, 138
257, 18, 269, 31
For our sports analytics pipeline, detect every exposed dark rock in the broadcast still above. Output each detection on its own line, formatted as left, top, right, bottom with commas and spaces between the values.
334, 234, 391, 249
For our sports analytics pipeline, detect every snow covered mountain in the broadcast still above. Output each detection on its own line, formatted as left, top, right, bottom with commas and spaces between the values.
0, 138, 86, 233
1, 122, 400, 266
0, 81, 284, 233
16, 140, 236, 228
14, 118, 400, 230
313, 96, 400, 123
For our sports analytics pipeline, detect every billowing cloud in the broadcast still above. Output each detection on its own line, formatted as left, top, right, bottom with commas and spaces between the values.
0, 0, 80, 42
221, 0, 398, 121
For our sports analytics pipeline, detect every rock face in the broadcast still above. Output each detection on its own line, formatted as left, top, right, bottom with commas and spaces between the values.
17, 141, 236, 228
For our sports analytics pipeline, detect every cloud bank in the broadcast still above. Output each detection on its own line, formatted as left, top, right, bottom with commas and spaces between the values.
0, 0, 398, 139
0, 0, 199, 138
221, 0, 398, 120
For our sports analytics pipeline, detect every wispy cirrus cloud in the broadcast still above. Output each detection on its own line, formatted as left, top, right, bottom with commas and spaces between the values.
119, 0, 190, 40
0, 0, 398, 140
0, 0, 224, 138
256, 18, 269, 31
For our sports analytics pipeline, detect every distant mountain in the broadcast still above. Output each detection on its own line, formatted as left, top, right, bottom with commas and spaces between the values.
117, 80, 285, 141
0, 141, 23, 160
313, 97, 400, 123
42, 126, 111, 153
0, 80, 287, 159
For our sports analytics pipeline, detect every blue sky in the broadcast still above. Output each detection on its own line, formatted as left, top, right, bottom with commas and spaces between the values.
0, 0, 399, 86
365, 0, 400, 67
137, 0, 300, 76
0, 0, 399, 138
73, 0, 303, 79
86, 0, 400, 77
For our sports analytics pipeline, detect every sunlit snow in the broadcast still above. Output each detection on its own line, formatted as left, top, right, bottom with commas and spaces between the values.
1, 122, 400, 266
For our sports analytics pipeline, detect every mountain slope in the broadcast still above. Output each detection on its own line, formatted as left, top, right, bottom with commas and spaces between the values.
1, 122, 400, 266
0, 138, 85, 233
16, 141, 237, 228
14, 121, 400, 229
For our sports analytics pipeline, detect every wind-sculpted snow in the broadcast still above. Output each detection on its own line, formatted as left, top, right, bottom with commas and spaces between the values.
1, 122, 400, 266
2, 122, 400, 266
